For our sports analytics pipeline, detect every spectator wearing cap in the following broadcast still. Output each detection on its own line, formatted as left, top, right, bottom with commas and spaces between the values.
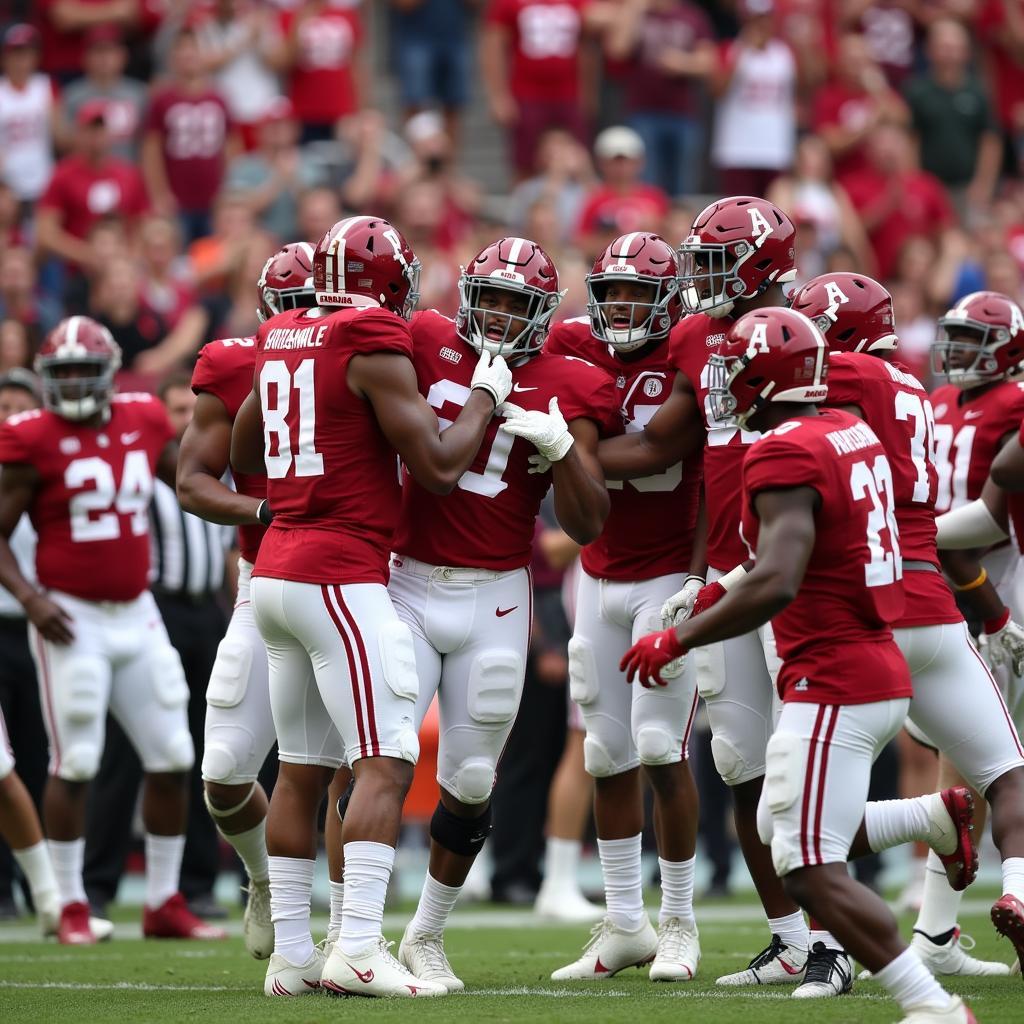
904, 18, 1002, 220
576, 125, 670, 259
143, 28, 236, 244
34, 0, 141, 85
0, 25, 55, 206
60, 25, 146, 161
0, 247, 62, 351
604, 0, 716, 198
710, 0, 798, 197
36, 99, 148, 275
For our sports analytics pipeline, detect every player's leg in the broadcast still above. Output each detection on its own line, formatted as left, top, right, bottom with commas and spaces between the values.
401, 567, 529, 990
325, 765, 352, 946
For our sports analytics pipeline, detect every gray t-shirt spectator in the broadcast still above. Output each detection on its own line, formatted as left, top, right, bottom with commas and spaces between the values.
62, 78, 147, 161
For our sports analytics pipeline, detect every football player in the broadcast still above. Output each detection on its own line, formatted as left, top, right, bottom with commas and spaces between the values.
0, 318, 224, 944
391, 237, 616, 991
622, 307, 977, 1024
540, 233, 705, 982
229, 215, 513, 998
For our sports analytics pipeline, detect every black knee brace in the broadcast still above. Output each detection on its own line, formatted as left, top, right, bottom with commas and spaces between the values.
429, 800, 492, 857
335, 777, 355, 823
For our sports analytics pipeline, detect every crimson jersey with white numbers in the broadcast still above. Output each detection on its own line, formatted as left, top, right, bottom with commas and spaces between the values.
827, 352, 960, 628
253, 305, 413, 586
546, 318, 702, 580
669, 312, 756, 572
392, 311, 620, 570
191, 336, 266, 565
931, 379, 1024, 512
0, 394, 173, 601
741, 409, 911, 705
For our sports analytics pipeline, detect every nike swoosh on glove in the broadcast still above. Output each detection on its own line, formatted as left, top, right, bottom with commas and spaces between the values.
499, 397, 574, 462
620, 628, 686, 688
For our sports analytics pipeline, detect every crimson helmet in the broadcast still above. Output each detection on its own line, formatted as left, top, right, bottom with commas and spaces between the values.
455, 237, 563, 359
932, 290, 1024, 389
587, 232, 682, 352
789, 273, 898, 354
679, 196, 797, 318
257, 241, 316, 323
313, 215, 420, 319
35, 316, 122, 422
708, 308, 828, 429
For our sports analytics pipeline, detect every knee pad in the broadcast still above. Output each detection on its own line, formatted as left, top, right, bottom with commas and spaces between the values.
635, 725, 677, 766
710, 734, 752, 785
467, 649, 522, 725
61, 656, 107, 723
583, 733, 618, 778
762, 732, 802, 816
60, 742, 101, 781
430, 799, 492, 857
377, 621, 419, 702
201, 740, 240, 785
206, 637, 253, 709
150, 646, 189, 709
568, 636, 598, 705
693, 644, 726, 698
756, 790, 775, 847
159, 729, 195, 772
449, 758, 495, 804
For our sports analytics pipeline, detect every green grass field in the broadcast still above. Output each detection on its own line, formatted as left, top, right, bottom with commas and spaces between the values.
1, 897, 1022, 1023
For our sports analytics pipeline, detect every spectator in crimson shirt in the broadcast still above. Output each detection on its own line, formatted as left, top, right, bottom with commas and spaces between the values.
142, 28, 235, 244
843, 121, 954, 280
34, 0, 141, 84
36, 99, 148, 273
281, 0, 365, 144
976, 0, 1024, 171
576, 125, 670, 259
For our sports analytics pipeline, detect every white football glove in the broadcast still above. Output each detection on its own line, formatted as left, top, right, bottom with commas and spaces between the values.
500, 397, 574, 462
527, 453, 552, 475
986, 614, 1024, 676
660, 575, 706, 628
470, 350, 513, 407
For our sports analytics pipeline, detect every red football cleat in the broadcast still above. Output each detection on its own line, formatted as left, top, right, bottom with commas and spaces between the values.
143, 892, 228, 940
935, 787, 978, 892
991, 893, 1024, 976
57, 901, 97, 945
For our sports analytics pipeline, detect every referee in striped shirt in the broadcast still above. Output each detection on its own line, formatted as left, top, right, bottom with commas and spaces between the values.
84, 373, 235, 919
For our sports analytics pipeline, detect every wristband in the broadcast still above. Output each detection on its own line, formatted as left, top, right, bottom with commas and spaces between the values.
718, 563, 749, 592
256, 499, 273, 527
985, 607, 1011, 635
684, 573, 705, 587
954, 567, 987, 592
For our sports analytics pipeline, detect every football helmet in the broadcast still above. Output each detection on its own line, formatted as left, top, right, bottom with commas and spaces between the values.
35, 316, 122, 422
678, 196, 797, 318
455, 237, 563, 359
789, 272, 897, 354
708, 307, 828, 429
932, 290, 1024, 389
587, 232, 682, 352
313, 215, 420, 319
257, 242, 316, 323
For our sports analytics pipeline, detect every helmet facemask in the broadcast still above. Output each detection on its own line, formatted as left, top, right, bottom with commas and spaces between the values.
588, 274, 677, 352
707, 350, 766, 429
678, 237, 794, 319
38, 357, 118, 422
457, 275, 562, 359
932, 320, 1011, 390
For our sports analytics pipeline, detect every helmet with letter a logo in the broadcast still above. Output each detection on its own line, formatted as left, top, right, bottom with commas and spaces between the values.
932, 290, 1024, 389
678, 196, 797, 319
35, 316, 122, 422
789, 272, 898, 354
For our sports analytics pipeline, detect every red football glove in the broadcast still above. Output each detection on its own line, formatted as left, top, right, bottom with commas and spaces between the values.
620, 628, 686, 688
691, 581, 726, 618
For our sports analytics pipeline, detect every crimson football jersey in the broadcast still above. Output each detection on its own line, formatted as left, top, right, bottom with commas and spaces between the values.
252, 306, 413, 586
931, 379, 1024, 512
668, 311, 755, 572
828, 352, 960, 628
0, 394, 174, 602
191, 336, 267, 565
391, 310, 620, 570
741, 408, 911, 705
546, 317, 702, 580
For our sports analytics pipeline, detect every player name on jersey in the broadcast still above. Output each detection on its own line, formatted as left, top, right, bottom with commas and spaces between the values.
263, 324, 329, 350
825, 421, 879, 456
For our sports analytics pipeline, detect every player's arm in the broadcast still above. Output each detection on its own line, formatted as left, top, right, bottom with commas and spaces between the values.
548, 418, 609, 546
599, 371, 705, 480
991, 430, 1024, 491
155, 440, 179, 489
0, 464, 74, 644
688, 487, 708, 578
178, 392, 264, 525
230, 389, 266, 477
935, 474, 1009, 550
349, 351, 507, 495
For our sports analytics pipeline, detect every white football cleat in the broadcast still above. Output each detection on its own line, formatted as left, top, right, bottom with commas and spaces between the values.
43, 909, 113, 942
398, 927, 464, 992
716, 934, 808, 985
321, 936, 447, 997
534, 882, 603, 923
649, 917, 700, 981
37, 892, 60, 938
792, 942, 853, 998
243, 881, 274, 961
898, 994, 977, 1023
551, 916, 657, 980
264, 944, 327, 996
912, 928, 1012, 976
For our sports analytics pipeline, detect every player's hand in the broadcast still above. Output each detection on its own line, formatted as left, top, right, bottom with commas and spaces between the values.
500, 397, 574, 462
692, 580, 727, 618
24, 593, 74, 645
620, 627, 686, 688
470, 350, 513, 407
985, 609, 1024, 676
527, 453, 552, 475
660, 574, 705, 628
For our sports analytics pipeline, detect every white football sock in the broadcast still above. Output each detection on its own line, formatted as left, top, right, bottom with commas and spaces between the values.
809, 928, 842, 950
863, 795, 933, 852
913, 851, 962, 938
598, 834, 644, 930
340, 841, 394, 956
47, 838, 86, 907
543, 837, 582, 887
767, 910, 808, 951
874, 947, 952, 1012
144, 833, 184, 910
658, 856, 695, 926
408, 872, 462, 938
1002, 856, 1024, 902
224, 820, 269, 885
269, 855, 315, 965
328, 880, 344, 945
13, 841, 58, 908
